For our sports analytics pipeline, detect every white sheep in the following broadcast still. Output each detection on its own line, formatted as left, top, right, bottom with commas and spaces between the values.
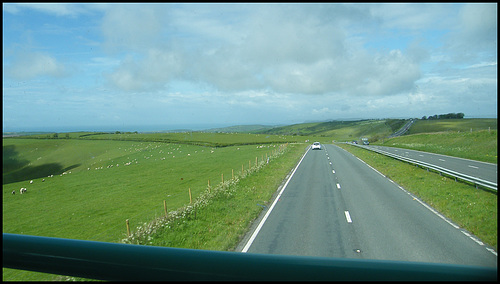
29, 180, 33, 184
20, 188, 27, 194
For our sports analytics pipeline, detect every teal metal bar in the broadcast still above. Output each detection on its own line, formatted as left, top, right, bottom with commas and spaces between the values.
3, 233, 496, 281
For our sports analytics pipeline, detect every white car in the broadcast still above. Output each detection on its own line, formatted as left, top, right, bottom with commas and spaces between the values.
311, 142, 321, 150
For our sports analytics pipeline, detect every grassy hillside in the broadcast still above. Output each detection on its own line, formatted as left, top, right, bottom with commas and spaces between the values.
258, 119, 407, 141
204, 124, 277, 133
259, 118, 497, 143
377, 130, 497, 164
408, 118, 497, 135
372, 118, 497, 164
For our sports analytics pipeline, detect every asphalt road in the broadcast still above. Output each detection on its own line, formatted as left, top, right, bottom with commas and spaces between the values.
363, 145, 497, 185
239, 144, 497, 268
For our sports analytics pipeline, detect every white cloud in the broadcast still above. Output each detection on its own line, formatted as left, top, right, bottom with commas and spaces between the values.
312, 107, 330, 115
3, 3, 90, 17
459, 3, 497, 43
444, 3, 497, 63
105, 48, 185, 91
100, 4, 166, 53
369, 3, 457, 31
100, 4, 425, 98
5, 52, 67, 80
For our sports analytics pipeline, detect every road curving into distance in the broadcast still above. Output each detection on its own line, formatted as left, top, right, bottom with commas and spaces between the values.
238, 144, 497, 268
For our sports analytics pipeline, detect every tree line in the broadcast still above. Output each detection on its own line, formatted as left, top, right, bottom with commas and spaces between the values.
421, 113, 464, 120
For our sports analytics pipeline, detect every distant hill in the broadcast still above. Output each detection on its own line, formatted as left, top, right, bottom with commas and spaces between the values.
8, 118, 495, 145
2, 131, 52, 137
252, 118, 496, 143
203, 124, 278, 133
254, 119, 408, 141
198, 119, 410, 142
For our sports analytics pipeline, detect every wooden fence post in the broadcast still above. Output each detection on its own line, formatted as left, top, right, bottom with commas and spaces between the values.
232, 169, 234, 179
221, 173, 224, 183
126, 219, 130, 237
164, 200, 168, 218
208, 179, 211, 193
242, 164, 244, 174
189, 188, 192, 204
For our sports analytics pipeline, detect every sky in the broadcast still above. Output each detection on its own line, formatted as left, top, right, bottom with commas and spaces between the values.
2, 3, 497, 132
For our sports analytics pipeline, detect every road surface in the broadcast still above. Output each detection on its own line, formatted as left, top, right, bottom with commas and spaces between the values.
238, 144, 497, 268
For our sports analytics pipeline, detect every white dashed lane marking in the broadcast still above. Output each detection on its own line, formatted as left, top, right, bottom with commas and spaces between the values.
344, 211, 352, 223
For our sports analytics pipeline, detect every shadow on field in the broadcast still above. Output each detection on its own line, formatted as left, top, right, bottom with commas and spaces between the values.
3, 145, 81, 185
3, 145, 29, 174
3, 163, 81, 185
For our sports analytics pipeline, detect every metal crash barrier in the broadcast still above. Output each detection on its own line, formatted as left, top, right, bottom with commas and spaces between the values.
3, 233, 496, 281
352, 144, 497, 191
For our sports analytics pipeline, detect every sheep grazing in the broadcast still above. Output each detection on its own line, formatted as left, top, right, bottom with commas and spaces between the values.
29, 180, 33, 184
20, 188, 27, 194
12, 190, 15, 195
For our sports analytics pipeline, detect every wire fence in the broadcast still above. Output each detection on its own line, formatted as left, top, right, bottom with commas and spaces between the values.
83, 143, 291, 244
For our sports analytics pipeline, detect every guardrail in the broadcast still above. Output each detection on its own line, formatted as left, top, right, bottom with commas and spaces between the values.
351, 144, 497, 191
3, 233, 496, 281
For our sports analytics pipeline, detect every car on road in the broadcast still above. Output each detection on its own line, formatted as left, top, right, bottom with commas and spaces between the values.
311, 142, 321, 150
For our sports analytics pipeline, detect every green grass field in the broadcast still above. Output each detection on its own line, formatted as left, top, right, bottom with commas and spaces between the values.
3, 134, 303, 280
3, 138, 289, 242
24, 131, 300, 147
3, 118, 497, 280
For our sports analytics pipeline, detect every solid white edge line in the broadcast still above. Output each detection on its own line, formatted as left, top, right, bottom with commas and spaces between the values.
241, 146, 310, 253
